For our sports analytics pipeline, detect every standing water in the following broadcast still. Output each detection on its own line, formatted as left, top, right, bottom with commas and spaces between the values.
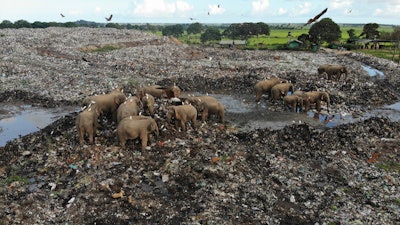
0, 103, 79, 146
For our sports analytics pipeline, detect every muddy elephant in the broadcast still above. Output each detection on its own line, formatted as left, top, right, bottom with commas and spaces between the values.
136, 85, 166, 99
76, 103, 101, 145
141, 93, 155, 116
82, 87, 126, 122
317, 64, 349, 81
254, 77, 288, 102
185, 95, 225, 123
283, 95, 308, 112
166, 104, 198, 131
117, 96, 140, 123
270, 83, 294, 102
117, 116, 159, 154
294, 90, 330, 112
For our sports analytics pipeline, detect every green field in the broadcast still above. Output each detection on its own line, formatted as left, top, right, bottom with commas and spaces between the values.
177, 24, 398, 62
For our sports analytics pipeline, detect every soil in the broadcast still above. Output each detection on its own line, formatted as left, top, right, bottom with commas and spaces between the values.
0, 27, 399, 224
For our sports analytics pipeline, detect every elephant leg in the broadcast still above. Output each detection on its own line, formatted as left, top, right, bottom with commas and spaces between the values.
191, 118, 198, 129
78, 128, 85, 144
180, 120, 186, 131
140, 134, 149, 157
316, 100, 322, 112
219, 111, 224, 123
88, 128, 94, 144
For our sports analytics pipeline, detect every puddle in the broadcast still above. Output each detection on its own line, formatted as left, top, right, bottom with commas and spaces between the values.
361, 64, 384, 77
0, 103, 79, 147
204, 93, 400, 132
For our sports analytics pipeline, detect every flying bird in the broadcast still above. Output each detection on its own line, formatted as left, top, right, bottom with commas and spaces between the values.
60, 13, 65, 18
189, 17, 196, 20
304, 8, 328, 26
105, 14, 113, 21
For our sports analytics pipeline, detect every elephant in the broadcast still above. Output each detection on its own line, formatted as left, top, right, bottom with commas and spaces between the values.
136, 85, 166, 99
166, 104, 199, 131
317, 64, 349, 81
185, 96, 225, 123
254, 77, 289, 101
141, 93, 155, 116
117, 116, 159, 154
159, 84, 181, 98
76, 103, 101, 145
82, 87, 126, 122
270, 83, 294, 102
293, 90, 330, 112
283, 95, 309, 112
116, 96, 140, 123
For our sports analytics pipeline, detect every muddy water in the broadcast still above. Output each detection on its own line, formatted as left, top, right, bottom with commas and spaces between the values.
1, 95, 399, 146
0, 103, 79, 146
210, 93, 400, 132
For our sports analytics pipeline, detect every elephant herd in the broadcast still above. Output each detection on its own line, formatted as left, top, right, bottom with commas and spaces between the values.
254, 63, 347, 112
76, 63, 346, 152
76, 85, 226, 154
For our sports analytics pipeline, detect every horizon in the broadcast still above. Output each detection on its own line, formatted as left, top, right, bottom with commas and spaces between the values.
1, 0, 399, 26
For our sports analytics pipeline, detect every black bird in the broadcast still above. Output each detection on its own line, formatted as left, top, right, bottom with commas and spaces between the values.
60, 13, 65, 18
82, 57, 90, 62
304, 8, 328, 26
189, 17, 196, 20
105, 14, 113, 21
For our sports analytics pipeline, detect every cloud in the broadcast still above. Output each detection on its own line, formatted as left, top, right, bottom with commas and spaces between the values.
330, 0, 353, 10
297, 2, 312, 15
251, 0, 270, 14
208, 4, 225, 15
278, 8, 287, 15
133, 0, 192, 17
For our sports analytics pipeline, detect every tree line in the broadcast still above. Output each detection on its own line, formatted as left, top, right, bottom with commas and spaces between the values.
1, 19, 399, 46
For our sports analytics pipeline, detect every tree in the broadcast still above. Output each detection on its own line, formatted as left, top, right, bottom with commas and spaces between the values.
0, 20, 14, 29
254, 22, 270, 37
105, 23, 122, 29
308, 18, 341, 44
14, 20, 31, 28
200, 27, 221, 43
162, 24, 184, 37
360, 23, 380, 39
187, 22, 204, 35
347, 29, 357, 39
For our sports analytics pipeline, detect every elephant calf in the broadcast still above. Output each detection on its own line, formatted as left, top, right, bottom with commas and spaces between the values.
166, 104, 199, 131
283, 95, 308, 112
117, 116, 159, 154
76, 103, 101, 145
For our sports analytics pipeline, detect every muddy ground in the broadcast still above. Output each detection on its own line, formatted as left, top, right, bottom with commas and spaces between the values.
0, 27, 399, 224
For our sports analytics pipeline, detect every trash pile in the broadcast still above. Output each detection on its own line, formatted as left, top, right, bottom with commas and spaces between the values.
0, 27, 399, 224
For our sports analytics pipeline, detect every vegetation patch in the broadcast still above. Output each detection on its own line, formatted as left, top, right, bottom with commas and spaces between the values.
80, 44, 122, 53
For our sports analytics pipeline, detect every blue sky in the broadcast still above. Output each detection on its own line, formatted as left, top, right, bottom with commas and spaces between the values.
1, 0, 399, 25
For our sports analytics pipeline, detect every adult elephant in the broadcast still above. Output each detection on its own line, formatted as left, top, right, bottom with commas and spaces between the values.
82, 87, 126, 122
270, 83, 294, 102
294, 90, 330, 112
117, 116, 159, 155
317, 64, 349, 81
254, 77, 288, 102
185, 95, 225, 123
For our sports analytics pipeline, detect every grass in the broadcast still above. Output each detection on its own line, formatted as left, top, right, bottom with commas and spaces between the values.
0, 174, 29, 186
376, 161, 400, 172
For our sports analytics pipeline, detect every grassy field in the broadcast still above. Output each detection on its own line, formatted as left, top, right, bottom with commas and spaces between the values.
176, 24, 399, 62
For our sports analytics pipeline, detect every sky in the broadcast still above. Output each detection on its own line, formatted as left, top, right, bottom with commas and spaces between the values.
0, 0, 399, 25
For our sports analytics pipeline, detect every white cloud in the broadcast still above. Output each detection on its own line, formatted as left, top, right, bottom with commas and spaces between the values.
208, 4, 225, 15
330, 0, 353, 10
278, 8, 287, 15
133, 0, 192, 17
297, 2, 312, 15
251, 0, 270, 14
95, 6, 102, 13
